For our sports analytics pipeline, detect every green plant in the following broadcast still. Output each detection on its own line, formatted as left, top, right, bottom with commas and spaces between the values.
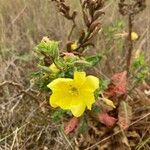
32, 0, 147, 136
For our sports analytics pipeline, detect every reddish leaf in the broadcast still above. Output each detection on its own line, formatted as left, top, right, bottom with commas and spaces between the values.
64, 117, 79, 134
98, 112, 117, 127
118, 101, 132, 129
104, 71, 127, 97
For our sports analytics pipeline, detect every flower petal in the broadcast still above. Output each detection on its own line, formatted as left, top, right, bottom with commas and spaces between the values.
83, 75, 99, 91
70, 104, 86, 117
83, 93, 95, 110
47, 78, 73, 91
47, 71, 99, 117
50, 91, 71, 109
70, 96, 83, 106
74, 71, 86, 86
49, 94, 58, 108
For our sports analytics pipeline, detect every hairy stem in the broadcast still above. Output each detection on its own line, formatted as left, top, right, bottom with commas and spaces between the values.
126, 14, 133, 77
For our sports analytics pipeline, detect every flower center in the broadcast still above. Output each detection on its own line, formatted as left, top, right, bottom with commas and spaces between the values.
69, 86, 79, 95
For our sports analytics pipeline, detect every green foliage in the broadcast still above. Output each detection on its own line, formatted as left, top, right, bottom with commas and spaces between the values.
99, 78, 110, 91
57, 55, 79, 69
92, 105, 101, 113
33, 35, 106, 120
132, 53, 149, 82
51, 109, 66, 122
85, 55, 102, 66
38, 65, 52, 73
102, 19, 125, 56
31, 72, 51, 91
133, 53, 146, 68
31, 4, 148, 136
104, 19, 125, 39
36, 40, 59, 58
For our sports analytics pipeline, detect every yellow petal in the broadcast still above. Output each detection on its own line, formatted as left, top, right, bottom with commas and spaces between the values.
70, 104, 86, 117
102, 98, 116, 108
70, 96, 83, 106
49, 94, 58, 108
83, 75, 99, 91
47, 71, 99, 117
74, 71, 86, 86
47, 78, 73, 91
50, 91, 71, 109
80, 92, 95, 110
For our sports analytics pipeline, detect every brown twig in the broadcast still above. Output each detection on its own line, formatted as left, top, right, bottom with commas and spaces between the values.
0, 81, 42, 102
51, 0, 77, 41
126, 14, 133, 77
0, 81, 24, 89
11, 5, 27, 25
52, 0, 105, 54
75, 0, 104, 53
118, 0, 146, 77
68, 21, 76, 40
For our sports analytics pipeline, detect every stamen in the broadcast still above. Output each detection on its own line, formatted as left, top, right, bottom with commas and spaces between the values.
69, 86, 79, 95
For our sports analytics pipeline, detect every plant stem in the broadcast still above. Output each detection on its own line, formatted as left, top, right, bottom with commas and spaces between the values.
126, 14, 133, 77
68, 21, 76, 40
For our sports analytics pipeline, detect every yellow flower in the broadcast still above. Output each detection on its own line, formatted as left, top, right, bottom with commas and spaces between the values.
131, 32, 138, 41
49, 63, 60, 73
47, 71, 99, 117
71, 42, 78, 50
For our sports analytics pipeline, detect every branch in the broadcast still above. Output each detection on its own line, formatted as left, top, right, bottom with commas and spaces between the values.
0, 81, 23, 89
126, 14, 133, 77
0, 81, 42, 102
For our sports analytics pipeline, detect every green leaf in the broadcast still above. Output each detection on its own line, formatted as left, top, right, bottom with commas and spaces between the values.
31, 72, 41, 77
55, 57, 67, 68
85, 55, 102, 66
132, 53, 149, 82
133, 53, 145, 68
74, 60, 92, 67
36, 40, 59, 58
99, 78, 110, 91
52, 109, 66, 122
38, 65, 51, 73
32, 72, 51, 91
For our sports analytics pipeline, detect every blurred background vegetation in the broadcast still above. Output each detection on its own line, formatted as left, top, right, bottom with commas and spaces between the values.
0, 0, 149, 73
0, 0, 150, 149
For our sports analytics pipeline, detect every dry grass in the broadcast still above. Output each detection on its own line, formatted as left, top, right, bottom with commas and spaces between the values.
0, 0, 150, 150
